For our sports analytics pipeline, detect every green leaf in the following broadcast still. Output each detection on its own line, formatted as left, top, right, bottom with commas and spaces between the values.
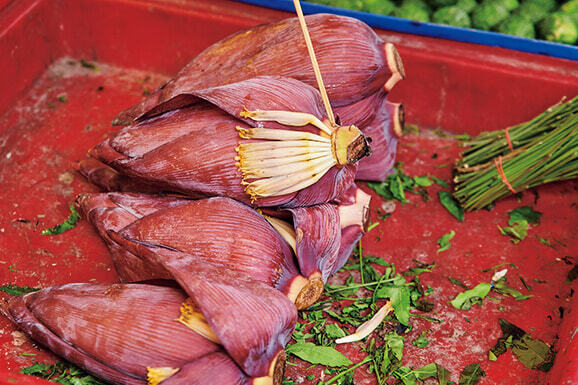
450, 282, 491, 310
393, 363, 438, 384
386, 332, 405, 361
508, 206, 542, 226
375, 284, 411, 325
438, 192, 464, 222
436, 363, 451, 385
458, 363, 485, 385
448, 277, 469, 290
431, 176, 450, 188
492, 281, 532, 301
390, 175, 409, 203
512, 334, 554, 371
285, 342, 352, 367
325, 324, 346, 339
20, 361, 106, 385
413, 176, 434, 187
499, 220, 529, 242
41, 205, 81, 235
412, 331, 430, 348
437, 230, 455, 253
0, 284, 40, 296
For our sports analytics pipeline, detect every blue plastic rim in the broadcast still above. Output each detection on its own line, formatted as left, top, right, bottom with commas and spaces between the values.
235, 0, 578, 62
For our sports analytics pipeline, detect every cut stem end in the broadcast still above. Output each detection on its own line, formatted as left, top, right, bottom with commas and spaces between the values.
295, 273, 324, 310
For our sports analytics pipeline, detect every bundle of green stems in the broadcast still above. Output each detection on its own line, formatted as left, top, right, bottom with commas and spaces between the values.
453, 96, 578, 211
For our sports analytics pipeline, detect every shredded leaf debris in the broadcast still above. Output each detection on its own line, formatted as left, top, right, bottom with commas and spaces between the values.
41, 205, 80, 235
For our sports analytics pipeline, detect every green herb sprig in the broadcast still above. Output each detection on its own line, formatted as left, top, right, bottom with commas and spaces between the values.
453, 96, 578, 211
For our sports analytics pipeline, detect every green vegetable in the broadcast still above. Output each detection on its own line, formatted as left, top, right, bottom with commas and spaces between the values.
497, 14, 536, 38
512, 334, 555, 370
325, 324, 347, 339
500, 0, 520, 12
459, 363, 485, 385
393, 363, 438, 384
41, 205, 81, 235
402, 0, 431, 10
456, 0, 477, 13
0, 284, 39, 296
471, 1, 510, 30
437, 230, 455, 253
80, 59, 97, 70
392, 4, 431, 22
538, 13, 578, 44
412, 331, 430, 348
499, 220, 528, 242
285, 342, 352, 367
368, 168, 434, 204
489, 319, 554, 371
330, 0, 365, 10
513, 1, 548, 23
524, 0, 557, 12
437, 364, 451, 385
454, 97, 578, 211
492, 280, 532, 300
433, 6, 471, 27
427, 0, 458, 8
21, 361, 106, 385
439, 191, 465, 221
362, 0, 396, 14
561, 0, 578, 14
508, 206, 541, 225
450, 282, 491, 310
413, 175, 434, 187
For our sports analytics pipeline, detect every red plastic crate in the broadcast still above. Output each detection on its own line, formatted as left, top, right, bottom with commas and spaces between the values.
0, 1, 577, 384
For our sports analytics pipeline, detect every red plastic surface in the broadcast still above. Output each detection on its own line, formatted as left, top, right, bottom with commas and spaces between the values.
0, 0, 577, 384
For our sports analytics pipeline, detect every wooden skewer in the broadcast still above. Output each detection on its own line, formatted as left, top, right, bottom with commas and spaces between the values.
292, 0, 335, 125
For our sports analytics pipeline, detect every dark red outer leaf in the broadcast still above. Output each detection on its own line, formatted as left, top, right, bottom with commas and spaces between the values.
165, 266, 297, 379
2, 283, 222, 385
114, 14, 388, 123
113, 196, 301, 293
288, 204, 341, 281
335, 91, 398, 181
159, 352, 246, 385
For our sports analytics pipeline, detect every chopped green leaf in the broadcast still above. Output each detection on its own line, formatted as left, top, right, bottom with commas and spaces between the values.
493, 280, 532, 301
58, 96, 67, 103
439, 192, 464, 222
508, 206, 542, 226
499, 220, 528, 242
412, 331, 430, 348
367, 222, 379, 232
450, 282, 491, 310
458, 363, 485, 385
285, 342, 352, 367
431, 176, 450, 188
413, 176, 434, 187
80, 59, 96, 70
437, 230, 455, 253
390, 175, 409, 203
512, 334, 554, 371
20, 361, 106, 385
393, 363, 437, 384
0, 284, 39, 296
448, 277, 469, 290
41, 205, 80, 235
325, 324, 346, 339
436, 363, 451, 385
305, 374, 315, 381
375, 284, 411, 325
